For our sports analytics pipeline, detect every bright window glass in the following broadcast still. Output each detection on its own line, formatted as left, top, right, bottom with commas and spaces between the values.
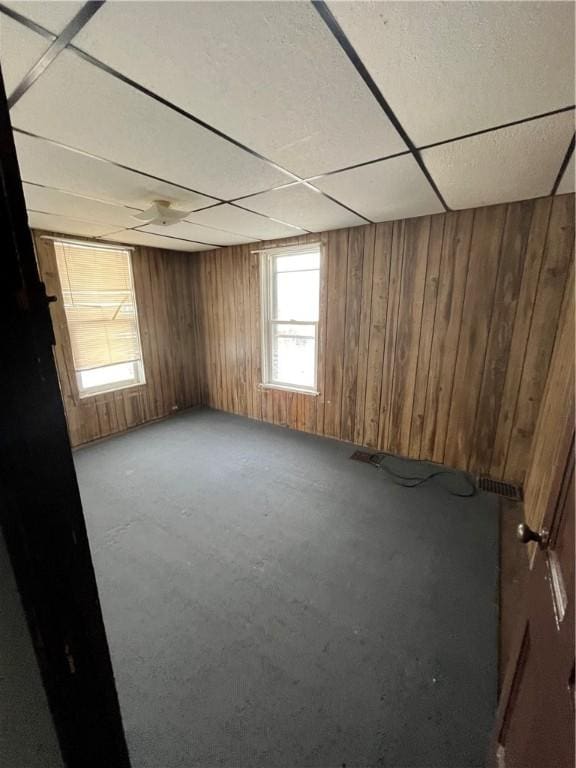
261, 245, 321, 392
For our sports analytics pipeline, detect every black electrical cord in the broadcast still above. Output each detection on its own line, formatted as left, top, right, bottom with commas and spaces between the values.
367, 453, 477, 498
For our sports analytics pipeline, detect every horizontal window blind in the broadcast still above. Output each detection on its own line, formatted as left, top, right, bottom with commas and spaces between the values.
54, 242, 142, 372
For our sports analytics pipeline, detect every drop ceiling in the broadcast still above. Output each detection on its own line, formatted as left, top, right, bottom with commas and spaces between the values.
0, 0, 574, 253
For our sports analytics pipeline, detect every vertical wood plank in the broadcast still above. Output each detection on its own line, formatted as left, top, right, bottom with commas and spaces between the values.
523, 261, 574, 528
504, 194, 575, 482
363, 222, 392, 448
409, 214, 444, 458
489, 196, 553, 478
444, 204, 507, 470
323, 229, 349, 438
315, 234, 330, 435
353, 224, 376, 446
378, 219, 406, 450
201, 253, 217, 408
421, 210, 475, 463
470, 200, 534, 474
248, 248, 263, 421
388, 216, 430, 456
237, 246, 253, 419
340, 226, 364, 443
215, 249, 230, 413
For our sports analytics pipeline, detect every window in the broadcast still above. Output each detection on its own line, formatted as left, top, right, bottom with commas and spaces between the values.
260, 244, 321, 393
53, 240, 145, 398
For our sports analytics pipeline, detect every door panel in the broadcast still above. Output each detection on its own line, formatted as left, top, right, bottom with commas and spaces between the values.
0, 62, 130, 767
491, 444, 575, 768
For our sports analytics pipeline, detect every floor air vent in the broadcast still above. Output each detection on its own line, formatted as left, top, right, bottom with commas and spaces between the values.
350, 450, 375, 464
477, 477, 523, 501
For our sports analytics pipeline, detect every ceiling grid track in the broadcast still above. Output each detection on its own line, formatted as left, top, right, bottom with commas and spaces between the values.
95, 222, 224, 249
228, 203, 313, 235
14, 128, 310, 238
66, 44, 373, 224
1, 1, 573, 246
3, 2, 572, 174
130, 226, 221, 248
95, 225, 216, 249
551, 134, 575, 196
311, 0, 450, 212
19, 207, 213, 246
419, 105, 576, 152
2, 1, 372, 228
7, 1, 106, 108
0, 1, 55, 40
13, 127, 224, 204
22, 179, 145, 213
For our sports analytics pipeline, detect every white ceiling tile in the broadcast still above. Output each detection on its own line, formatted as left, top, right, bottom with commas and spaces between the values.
0, 15, 50, 96
14, 131, 216, 211
187, 205, 306, 241
11, 51, 291, 199
23, 183, 139, 229
422, 112, 575, 210
105, 229, 210, 253
140, 221, 253, 247
27, 211, 115, 238
557, 152, 575, 196
314, 155, 444, 222
240, 184, 365, 232
2, 2, 84, 34
73, 1, 407, 177
328, 1, 575, 147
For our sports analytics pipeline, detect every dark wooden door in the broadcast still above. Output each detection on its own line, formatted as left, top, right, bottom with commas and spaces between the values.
490, 437, 575, 768
0, 65, 130, 765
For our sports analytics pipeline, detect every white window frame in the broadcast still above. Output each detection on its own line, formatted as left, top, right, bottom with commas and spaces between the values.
51, 238, 146, 400
260, 243, 321, 395
76, 359, 146, 399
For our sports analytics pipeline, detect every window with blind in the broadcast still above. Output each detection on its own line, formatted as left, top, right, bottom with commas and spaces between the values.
260, 244, 321, 393
54, 240, 145, 398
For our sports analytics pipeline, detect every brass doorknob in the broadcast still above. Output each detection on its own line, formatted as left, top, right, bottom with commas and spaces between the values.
516, 523, 548, 546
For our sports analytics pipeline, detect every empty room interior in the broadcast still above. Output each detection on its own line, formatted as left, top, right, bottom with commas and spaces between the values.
1, 1, 575, 767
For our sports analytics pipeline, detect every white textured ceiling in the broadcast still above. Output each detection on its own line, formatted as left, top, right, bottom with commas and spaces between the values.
1, 1, 574, 253
187, 205, 307, 242
139, 221, 254, 248
313, 155, 445, 222
11, 51, 292, 199
327, 1, 575, 146
240, 184, 366, 232
73, 1, 407, 178
26, 211, 120, 239
0, 15, 49, 95
23, 182, 141, 229
2, 1, 84, 34
105, 228, 210, 253
14, 131, 216, 212
423, 112, 575, 210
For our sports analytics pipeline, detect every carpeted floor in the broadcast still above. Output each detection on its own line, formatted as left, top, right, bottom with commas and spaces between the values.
74, 407, 498, 768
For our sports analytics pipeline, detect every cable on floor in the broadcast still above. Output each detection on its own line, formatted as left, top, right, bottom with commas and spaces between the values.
367, 452, 477, 498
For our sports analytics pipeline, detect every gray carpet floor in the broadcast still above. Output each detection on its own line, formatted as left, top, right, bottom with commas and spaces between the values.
74, 407, 498, 768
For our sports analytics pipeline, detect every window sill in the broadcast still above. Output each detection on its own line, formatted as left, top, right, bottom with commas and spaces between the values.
258, 383, 319, 396
78, 381, 146, 400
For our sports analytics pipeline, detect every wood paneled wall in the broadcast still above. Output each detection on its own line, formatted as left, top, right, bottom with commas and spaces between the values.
35, 193, 573, 479
523, 258, 575, 530
34, 232, 201, 447
192, 194, 574, 483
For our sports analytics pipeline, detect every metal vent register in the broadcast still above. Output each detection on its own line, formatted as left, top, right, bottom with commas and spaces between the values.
350, 451, 523, 501
476, 477, 523, 501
